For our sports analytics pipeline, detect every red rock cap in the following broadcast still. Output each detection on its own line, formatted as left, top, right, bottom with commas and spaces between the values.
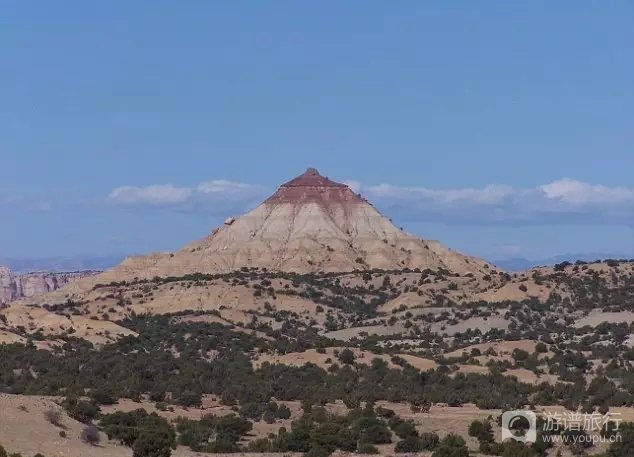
265, 168, 363, 205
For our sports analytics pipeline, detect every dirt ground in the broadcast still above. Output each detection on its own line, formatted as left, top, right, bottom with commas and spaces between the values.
575, 311, 634, 328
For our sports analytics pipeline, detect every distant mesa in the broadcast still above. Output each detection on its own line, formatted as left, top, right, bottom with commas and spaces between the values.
0, 266, 99, 304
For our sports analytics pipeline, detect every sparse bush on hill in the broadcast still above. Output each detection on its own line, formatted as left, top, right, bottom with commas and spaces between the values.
90, 386, 117, 405
303, 445, 331, 457
176, 413, 251, 452
175, 390, 202, 408
338, 348, 355, 364
357, 442, 379, 454
133, 430, 174, 457
395, 436, 424, 453
100, 409, 176, 457
80, 425, 101, 446
431, 434, 469, 457
62, 397, 100, 424
44, 408, 63, 428
420, 432, 440, 450
277, 403, 292, 419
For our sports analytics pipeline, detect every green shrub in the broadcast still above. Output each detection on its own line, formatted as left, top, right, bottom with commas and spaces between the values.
420, 432, 440, 450
277, 404, 291, 419
176, 390, 202, 407
338, 349, 355, 365
80, 425, 101, 446
90, 387, 117, 405
303, 445, 331, 457
468, 419, 494, 443
392, 419, 419, 439
62, 398, 100, 424
102, 409, 175, 450
432, 434, 469, 457
357, 442, 379, 454
395, 436, 423, 453
133, 431, 173, 457
263, 410, 276, 424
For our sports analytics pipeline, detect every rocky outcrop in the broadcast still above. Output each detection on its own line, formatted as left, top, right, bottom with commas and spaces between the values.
0, 266, 99, 304
0, 266, 18, 304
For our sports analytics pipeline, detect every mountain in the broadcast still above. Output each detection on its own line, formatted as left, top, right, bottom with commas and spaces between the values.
0, 266, 100, 304
90, 168, 494, 283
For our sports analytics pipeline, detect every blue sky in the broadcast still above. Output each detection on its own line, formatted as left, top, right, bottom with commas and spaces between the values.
1, 2, 633, 262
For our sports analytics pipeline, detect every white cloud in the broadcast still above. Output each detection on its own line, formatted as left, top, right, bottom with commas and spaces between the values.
354, 179, 634, 225
363, 183, 515, 205
539, 178, 634, 205
359, 179, 634, 207
197, 180, 262, 196
107, 180, 263, 209
108, 184, 192, 206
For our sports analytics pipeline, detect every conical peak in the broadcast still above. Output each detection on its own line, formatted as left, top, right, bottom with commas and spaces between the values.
280, 167, 348, 188
265, 168, 362, 205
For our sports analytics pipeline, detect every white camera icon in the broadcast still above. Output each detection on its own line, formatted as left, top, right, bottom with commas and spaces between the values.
502, 410, 537, 443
